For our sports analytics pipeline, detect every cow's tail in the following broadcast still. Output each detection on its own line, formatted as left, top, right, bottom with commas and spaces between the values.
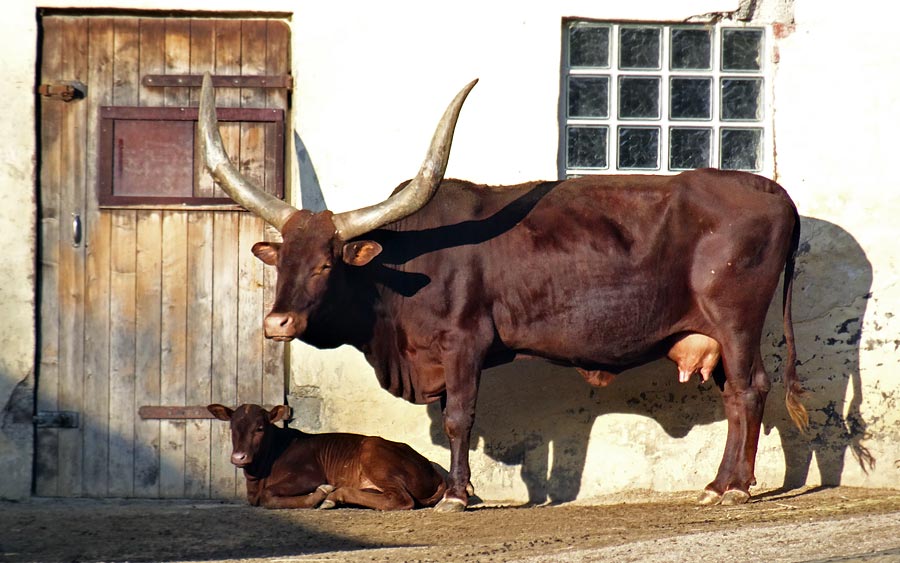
782, 207, 809, 432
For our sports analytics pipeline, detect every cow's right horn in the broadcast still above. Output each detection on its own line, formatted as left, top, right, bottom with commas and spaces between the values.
199, 72, 299, 231
331, 79, 478, 241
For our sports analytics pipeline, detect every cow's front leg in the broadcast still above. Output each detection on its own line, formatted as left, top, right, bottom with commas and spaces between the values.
434, 359, 482, 513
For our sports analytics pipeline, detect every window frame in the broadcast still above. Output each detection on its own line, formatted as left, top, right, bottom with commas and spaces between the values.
561, 20, 773, 177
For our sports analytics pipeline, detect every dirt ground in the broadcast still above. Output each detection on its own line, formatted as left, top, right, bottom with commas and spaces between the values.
2, 486, 900, 563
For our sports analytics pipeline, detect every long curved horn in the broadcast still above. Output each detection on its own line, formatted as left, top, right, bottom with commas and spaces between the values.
332, 79, 478, 241
198, 72, 298, 231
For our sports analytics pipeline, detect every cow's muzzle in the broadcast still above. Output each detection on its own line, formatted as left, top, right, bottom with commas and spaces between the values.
231, 451, 251, 467
263, 311, 305, 341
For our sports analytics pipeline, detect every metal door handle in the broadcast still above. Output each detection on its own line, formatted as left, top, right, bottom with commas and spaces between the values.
72, 213, 82, 247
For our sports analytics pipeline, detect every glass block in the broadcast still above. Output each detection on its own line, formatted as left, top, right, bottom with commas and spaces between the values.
669, 127, 711, 170
671, 28, 712, 70
720, 128, 762, 170
722, 28, 763, 71
670, 78, 711, 120
567, 126, 608, 169
618, 77, 660, 119
619, 27, 661, 69
568, 76, 609, 118
618, 127, 659, 170
721, 78, 762, 120
569, 24, 610, 68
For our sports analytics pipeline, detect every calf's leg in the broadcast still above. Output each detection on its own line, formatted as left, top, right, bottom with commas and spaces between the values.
322, 487, 415, 510
256, 484, 333, 509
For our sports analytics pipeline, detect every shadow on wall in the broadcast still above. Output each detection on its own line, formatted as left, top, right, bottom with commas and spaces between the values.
426, 217, 874, 505
288, 135, 874, 502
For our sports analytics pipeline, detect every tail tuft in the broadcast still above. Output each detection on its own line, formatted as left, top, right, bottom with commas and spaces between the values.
786, 384, 809, 432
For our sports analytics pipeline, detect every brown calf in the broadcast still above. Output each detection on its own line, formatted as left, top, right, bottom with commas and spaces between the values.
207, 403, 446, 510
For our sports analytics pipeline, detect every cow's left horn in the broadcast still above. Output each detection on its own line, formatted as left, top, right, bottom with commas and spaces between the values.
198, 72, 299, 231
332, 79, 478, 241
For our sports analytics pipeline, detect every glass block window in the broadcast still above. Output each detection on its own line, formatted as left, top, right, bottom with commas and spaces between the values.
563, 22, 769, 175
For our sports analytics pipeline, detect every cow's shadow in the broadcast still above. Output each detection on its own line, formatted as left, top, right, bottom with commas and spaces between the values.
426, 217, 874, 505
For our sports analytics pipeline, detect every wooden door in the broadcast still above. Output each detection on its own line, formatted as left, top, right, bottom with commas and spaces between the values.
36, 14, 290, 498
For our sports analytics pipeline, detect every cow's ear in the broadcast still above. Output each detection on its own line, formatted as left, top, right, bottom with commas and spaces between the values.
268, 405, 290, 423
342, 240, 383, 266
207, 404, 233, 421
252, 242, 281, 266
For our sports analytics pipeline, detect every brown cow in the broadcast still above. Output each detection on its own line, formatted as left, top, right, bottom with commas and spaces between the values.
198, 73, 807, 512
207, 403, 447, 510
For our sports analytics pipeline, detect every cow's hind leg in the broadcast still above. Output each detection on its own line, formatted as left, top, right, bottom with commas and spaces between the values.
701, 347, 770, 506
322, 487, 416, 510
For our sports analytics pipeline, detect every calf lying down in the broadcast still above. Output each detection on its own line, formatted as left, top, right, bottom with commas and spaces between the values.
208, 403, 446, 510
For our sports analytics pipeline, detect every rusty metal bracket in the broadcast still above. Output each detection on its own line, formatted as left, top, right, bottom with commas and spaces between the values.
142, 74, 293, 90
36, 81, 86, 102
139, 406, 217, 420
139, 405, 292, 420
34, 411, 80, 428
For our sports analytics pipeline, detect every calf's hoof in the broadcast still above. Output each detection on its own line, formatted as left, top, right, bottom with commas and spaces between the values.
697, 489, 722, 506
318, 499, 336, 510
721, 489, 750, 506
434, 497, 467, 513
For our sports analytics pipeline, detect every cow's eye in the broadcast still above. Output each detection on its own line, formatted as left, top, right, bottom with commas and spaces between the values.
255, 426, 264, 433
313, 262, 332, 276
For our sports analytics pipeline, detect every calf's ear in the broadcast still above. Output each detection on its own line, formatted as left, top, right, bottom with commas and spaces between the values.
207, 404, 234, 421
252, 242, 281, 266
342, 240, 382, 266
268, 405, 290, 423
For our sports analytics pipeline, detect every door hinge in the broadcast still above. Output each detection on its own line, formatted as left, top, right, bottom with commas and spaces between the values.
34, 411, 80, 428
36, 81, 86, 102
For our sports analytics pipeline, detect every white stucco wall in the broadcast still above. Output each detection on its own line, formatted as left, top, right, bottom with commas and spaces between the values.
2, 0, 897, 501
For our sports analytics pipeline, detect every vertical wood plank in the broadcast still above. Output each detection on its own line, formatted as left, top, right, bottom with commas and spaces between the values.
191, 19, 217, 198
237, 22, 269, 409
237, 214, 265, 406
108, 211, 136, 497
160, 211, 188, 498
82, 16, 114, 498
57, 16, 88, 498
210, 213, 240, 498
263, 19, 290, 406
214, 20, 242, 199
134, 211, 162, 497
167, 16, 212, 498
185, 212, 214, 497
105, 17, 142, 498
137, 18, 188, 498
164, 18, 191, 107
112, 19, 140, 106
212, 18, 244, 498
36, 15, 64, 497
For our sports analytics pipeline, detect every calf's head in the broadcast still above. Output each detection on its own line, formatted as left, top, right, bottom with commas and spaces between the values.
207, 403, 290, 468
198, 72, 476, 341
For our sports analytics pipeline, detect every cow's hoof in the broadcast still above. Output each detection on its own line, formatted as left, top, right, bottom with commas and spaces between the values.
697, 489, 722, 506
318, 499, 336, 510
434, 497, 467, 513
317, 484, 334, 494
721, 489, 750, 506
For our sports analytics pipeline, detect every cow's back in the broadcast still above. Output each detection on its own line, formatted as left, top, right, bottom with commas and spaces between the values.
373, 169, 796, 373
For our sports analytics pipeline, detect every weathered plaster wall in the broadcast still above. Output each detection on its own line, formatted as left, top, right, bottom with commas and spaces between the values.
3, 0, 897, 501
0, 2, 39, 499
771, 1, 900, 490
